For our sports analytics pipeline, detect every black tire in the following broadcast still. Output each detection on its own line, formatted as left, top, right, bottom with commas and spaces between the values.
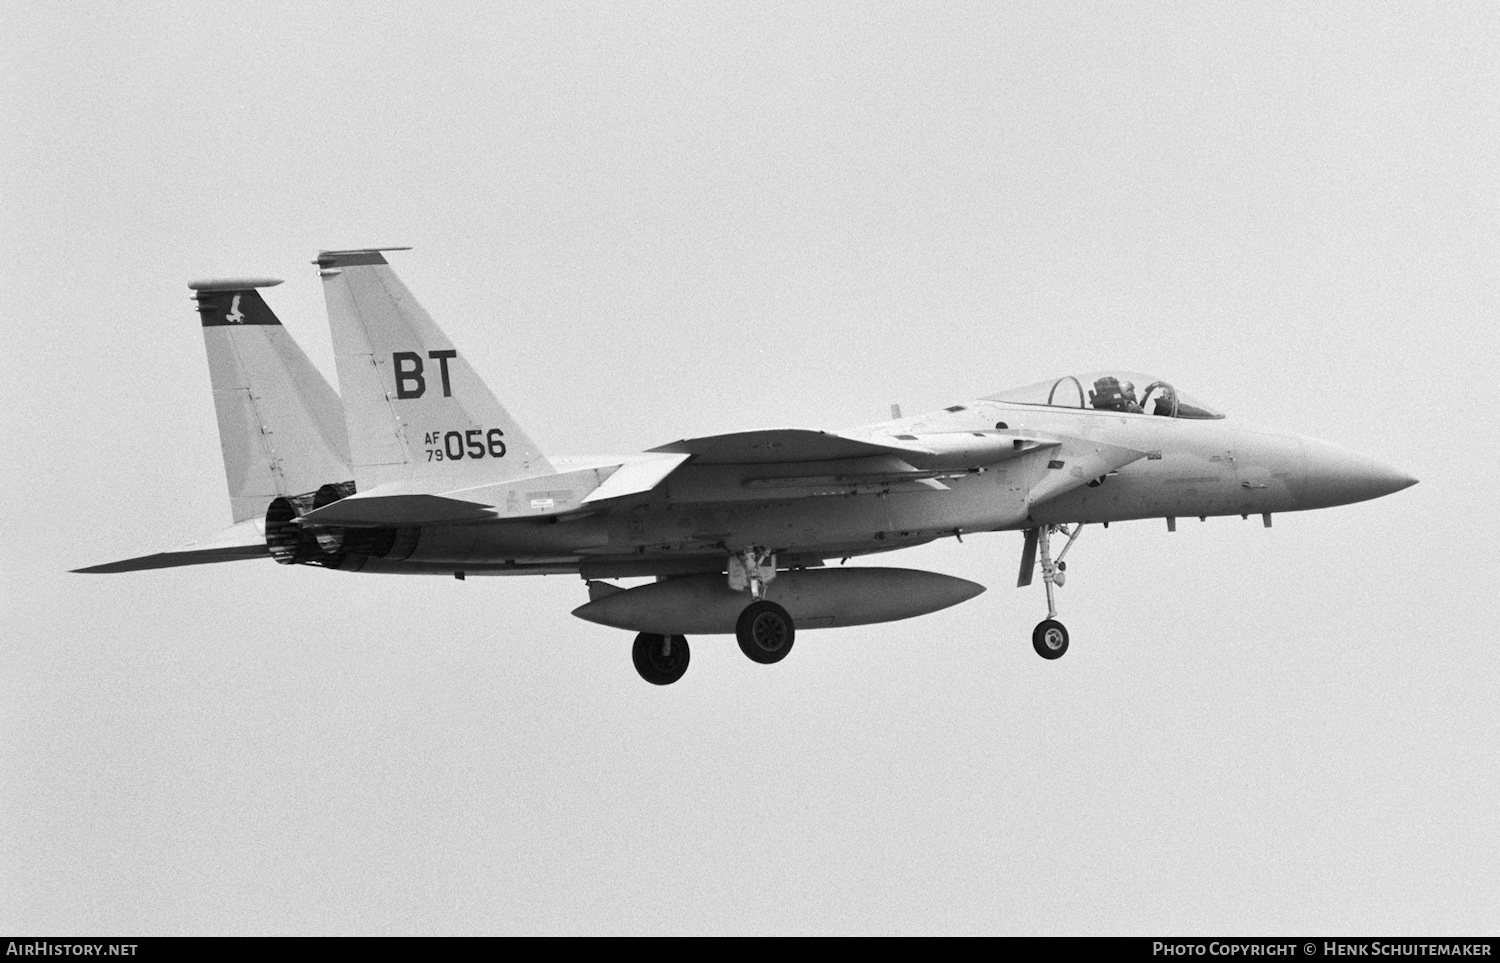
736, 600, 795, 664
632, 632, 690, 685
1032, 619, 1069, 659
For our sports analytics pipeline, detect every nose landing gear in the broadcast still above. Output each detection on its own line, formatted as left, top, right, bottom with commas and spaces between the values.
1020, 524, 1084, 659
1032, 619, 1069, 659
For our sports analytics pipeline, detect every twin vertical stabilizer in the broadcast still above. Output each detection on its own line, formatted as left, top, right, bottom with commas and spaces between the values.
192, 280, 353, 522
314, 249, 554, 492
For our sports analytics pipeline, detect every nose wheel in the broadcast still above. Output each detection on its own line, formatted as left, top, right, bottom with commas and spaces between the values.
1032, 619, 1069, 659
1019, 524, 1084, 659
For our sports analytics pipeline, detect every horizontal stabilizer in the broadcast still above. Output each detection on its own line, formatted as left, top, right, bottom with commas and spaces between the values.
298, 491, 496, 526
72, 545, 267, 574
302, 455, 690, 526
73, 519, 267, 573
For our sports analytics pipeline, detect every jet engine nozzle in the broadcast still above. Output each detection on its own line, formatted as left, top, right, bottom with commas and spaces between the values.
264, 482, 379, 567
265, 495, 320, 565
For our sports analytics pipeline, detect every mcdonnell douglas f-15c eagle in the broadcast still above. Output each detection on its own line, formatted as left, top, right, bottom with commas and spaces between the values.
76, 248, 1417, 684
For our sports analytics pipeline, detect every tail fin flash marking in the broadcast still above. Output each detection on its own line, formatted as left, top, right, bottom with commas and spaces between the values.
316, 248, 554, 491
194, 287, 285, 327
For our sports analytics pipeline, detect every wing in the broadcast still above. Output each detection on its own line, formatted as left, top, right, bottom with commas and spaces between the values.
647, 428, 924, 464
648, 427, 1058, 468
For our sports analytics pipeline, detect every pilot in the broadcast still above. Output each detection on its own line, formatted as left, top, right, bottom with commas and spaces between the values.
1093, 377, 1143, 413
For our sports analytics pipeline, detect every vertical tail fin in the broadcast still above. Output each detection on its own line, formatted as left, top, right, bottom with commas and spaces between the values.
314, 248, 553, 492
191, 279, 353, 522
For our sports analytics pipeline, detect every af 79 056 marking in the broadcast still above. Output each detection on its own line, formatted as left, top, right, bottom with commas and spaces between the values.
424, 429, 507, 461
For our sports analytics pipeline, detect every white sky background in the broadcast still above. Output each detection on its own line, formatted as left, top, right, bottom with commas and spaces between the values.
3, 1, 1497, 935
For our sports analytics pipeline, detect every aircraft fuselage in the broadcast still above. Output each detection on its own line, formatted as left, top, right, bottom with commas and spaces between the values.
332, 398, 1405, 577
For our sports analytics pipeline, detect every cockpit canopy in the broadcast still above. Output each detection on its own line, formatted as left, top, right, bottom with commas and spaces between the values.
986, 371, 1224, 419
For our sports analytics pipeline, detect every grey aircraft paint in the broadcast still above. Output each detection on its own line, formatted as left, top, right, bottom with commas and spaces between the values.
77, 250, 1417, 683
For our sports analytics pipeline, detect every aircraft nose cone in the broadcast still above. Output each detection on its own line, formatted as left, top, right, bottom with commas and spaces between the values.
1299, 437, 1417, 510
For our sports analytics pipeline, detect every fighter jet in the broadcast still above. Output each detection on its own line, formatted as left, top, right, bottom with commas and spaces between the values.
76, 249, 1417, 685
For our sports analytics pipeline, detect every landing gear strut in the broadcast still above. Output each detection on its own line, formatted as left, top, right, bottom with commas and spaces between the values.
1022, 524, 1084, 659
729, 547, 796, 666
632, 632, 690, 685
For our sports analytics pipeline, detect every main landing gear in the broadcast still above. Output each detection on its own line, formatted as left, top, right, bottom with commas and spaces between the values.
1020, 524, 1084, 660
729, 546, 795, 666
626, 547, 795, 685
736, 600, 795, 664
632, 632, 690, 686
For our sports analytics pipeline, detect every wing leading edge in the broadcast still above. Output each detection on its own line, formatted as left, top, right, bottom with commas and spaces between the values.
648, 426, 1058, 467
